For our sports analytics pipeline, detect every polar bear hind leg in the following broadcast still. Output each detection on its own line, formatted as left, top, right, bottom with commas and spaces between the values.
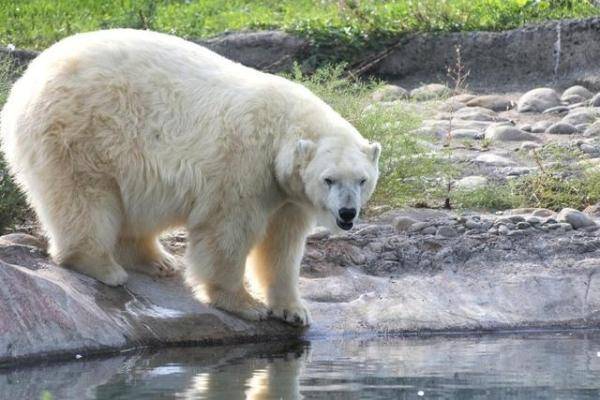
32, 174, 128, 287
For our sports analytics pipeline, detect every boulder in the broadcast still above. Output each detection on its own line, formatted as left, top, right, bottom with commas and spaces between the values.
485, 125, 539, 142
410, 84, 451, 101
517, 88, 561, 113
372, 84, 409, 102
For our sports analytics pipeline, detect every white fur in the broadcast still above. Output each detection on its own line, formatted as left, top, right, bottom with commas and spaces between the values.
0, 29, 380, 325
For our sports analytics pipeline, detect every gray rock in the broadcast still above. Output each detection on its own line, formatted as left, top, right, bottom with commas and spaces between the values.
520, 141, 541, 151
561, 94, 587, 104
546, 122, 577, 135
542, 105, 570, 115
0, 237, 299, 365
561, 85, 593, 101
485, 125, 539, 142
584, 121, 600, 137
421, 226, 438, 235
437, 226, 459, 238
453, 106, 502, 121
556, 208, 597, 229
474, 153, 517, 166
576, 123, 591, 133
410, 84, 451, 101
198, 31, 309, 73
372, 84, 409, 102
561, 108, 599, 126
394, 216, 417, 232
450, 129, 482, 140
531, 120, 554, 133
454, 176, 488, 190
466, 95, 514, 111
520, 124, 532, 132
591, 93, 600, 107
517, 88, 561, 113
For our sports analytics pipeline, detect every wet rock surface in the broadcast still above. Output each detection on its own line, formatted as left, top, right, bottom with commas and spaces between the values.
0, 235, 299, 366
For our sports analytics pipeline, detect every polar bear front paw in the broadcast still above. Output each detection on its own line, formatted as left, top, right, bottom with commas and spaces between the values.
208, 286, 270, 321
268, 301, 311, 327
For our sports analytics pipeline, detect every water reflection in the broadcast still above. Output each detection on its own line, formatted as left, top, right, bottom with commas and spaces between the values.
3, 332, 600, 399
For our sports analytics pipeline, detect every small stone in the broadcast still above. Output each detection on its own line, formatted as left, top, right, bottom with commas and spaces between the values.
453, 106, 502, 122
485, 125, 539, 142
546, 122, 577, 135
532, 209, 556, 218
516, 222, 530, 229
559, 222, 574, 231
465, 219, 483, 229
454, 176, 488, 191
394, 216, 417, 232
584, 121, 600, 137
372, 84, 409, 102
545, 218, 558, 224
517, 88, 561, 113
450, 129, 482, 140
531, 120, 554, 133
466, 95, 514, 112
590, 93, 600, 107
561, 108, 599, 126
410, 83, 451, 101
561, 94, 587, 104
498, 225, 510, 234
421, 226, 437, 235
520, 141, 540, 151
474, 153, 516, 166
556, 208, 597, 229
561, 85, 593, 101
542, 105, 570, 115
437, 226, 459, 238
525, 216, 541, 225
409, 222, 430, 232
576, 123, 591, 133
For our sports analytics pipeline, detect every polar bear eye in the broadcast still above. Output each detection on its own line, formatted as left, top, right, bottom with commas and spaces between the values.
360, 178, 367, 186
324, 178, 334, 186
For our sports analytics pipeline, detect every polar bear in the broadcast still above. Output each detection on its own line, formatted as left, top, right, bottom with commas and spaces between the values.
0, 29, 380, 326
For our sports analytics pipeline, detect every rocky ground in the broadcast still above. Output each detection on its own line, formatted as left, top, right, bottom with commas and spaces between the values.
3, 201, 600, 364
371, 82, 600, 192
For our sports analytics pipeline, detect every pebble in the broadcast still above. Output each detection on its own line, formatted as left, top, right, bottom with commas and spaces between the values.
542, 105, 570, 115
421, 226, 437, 235
561, 85, 593, 101
591, 93, 600, 107
531, 120, 554, 133
474, 153, 517, 166
517, 88, 561, 113
466, 95, 514, 112
556, 208, 597, 229
372, 84, 409, 102
411, 83, 451, 100
485, 125, 539, 142
394, 216, 417, 232
546, 122, 577, 135
516, 222, 530, 229
561, 108, 599, 126
453, 106, 501, 122
437, 226, 459, 238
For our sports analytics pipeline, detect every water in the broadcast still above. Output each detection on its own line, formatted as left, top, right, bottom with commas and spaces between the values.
4, 331, 600, 399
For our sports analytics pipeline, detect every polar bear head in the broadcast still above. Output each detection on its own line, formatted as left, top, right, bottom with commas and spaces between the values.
279, 135, 381, 232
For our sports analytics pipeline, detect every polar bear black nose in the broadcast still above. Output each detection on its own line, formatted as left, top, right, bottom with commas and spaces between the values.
339, 207, 357, 222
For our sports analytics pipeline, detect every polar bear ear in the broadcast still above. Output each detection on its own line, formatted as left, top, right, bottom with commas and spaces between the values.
295, 139, 316, 161
368, 142, 381, 163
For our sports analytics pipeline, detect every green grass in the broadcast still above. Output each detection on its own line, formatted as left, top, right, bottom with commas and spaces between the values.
1, 0, 599, 65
